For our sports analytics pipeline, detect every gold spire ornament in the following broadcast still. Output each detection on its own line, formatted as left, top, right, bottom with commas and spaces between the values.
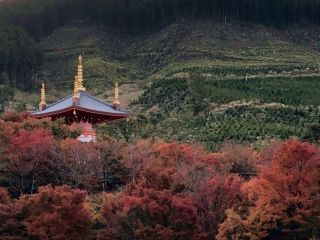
73, 76, 80, 98
77, 55, 86, 92
79, 54, 82, 65
40, 83, 46, 104
72, 75, 80, 105
39, 83, 47, 111
113, 82, 120, 110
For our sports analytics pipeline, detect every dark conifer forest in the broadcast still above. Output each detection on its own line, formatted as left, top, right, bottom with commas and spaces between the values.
1, 0, 320, 91
2, 0, 320, 37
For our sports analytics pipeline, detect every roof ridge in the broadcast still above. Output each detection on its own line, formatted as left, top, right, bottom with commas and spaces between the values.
45, 94, 73, 109
80, 91, 114, 108
80, 92, 130, 113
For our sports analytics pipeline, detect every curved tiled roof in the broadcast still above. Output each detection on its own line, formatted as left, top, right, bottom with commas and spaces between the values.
32, 92, 130, 117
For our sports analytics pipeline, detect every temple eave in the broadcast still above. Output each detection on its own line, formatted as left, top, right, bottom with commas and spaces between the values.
32, 106, 130, 124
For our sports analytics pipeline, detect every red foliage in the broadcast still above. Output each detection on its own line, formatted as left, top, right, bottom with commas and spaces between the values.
0, 185, 92, 239
0, 115, 319, 240
217, 143, 260, 178
99, 142, 225, 240
218, 140, 320, 239
123, 139, 158, 181
0, 193, 28, 236
149, 143, 219, 192
7, 128, 57, 194
59, 139, 100, 191
0, 187, 9, 204
100, 169, 206, 240
23, 185, 92, 240
1, 112, 25, 123
195, 175, 244, 238
9, 128, 56, 159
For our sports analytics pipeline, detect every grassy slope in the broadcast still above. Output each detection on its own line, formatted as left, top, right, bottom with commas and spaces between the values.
40, 21, 320, 89
40, 22, 130, 91
15, 20, 320, 148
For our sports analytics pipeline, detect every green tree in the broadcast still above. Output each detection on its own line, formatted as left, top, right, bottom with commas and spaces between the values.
302, 124, 320, 143
0, 85, 14, 113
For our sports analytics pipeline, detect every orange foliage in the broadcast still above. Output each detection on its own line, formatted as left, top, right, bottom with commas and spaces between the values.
99, 142, 233, 239
23, 185, 92, 240
122, 139, 159, 181
195, 175, 243, 238
0, 187, 9, 204
1, 112, 25, 123
7, 128, 57, 194
149, 143, 219, 192
100, 167, 207, 240
218, 140, 320, 239
218, 143, 260, 178
0, 197, 27, 236
0, 114, 319, 240
59, 139, 100, 191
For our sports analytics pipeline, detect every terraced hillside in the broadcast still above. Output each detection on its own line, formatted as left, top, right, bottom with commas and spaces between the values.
133, 77, 320, 149
21, 20, 320, 149
40, 20, 320, 90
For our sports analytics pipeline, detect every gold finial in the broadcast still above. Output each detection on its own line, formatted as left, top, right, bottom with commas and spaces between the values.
79, 54, 83, 65
113, 82, 120, 106
77, 55, 86, 92
40, 83, 46, 103
73, 76, 80, 98
39, 83, 46, 111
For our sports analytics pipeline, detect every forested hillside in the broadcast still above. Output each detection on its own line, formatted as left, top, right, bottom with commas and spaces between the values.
2, 0, 320, 37
1, 0, 320, 91
0, 115, 319, 239
0, 0, 320, 149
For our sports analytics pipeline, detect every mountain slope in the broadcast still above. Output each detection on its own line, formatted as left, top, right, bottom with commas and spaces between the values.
41, 20, 320, 85
15, 20, 320, 149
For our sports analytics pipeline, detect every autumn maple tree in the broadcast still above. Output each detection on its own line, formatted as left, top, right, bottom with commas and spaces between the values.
59, 138, 100, 192
122, 139, 158, 182
99, 142, 242, 239
218, 142, 260, 179
7, 128, 57, 194
195, 174, 244, 238
99, 167, 207, 240
0, 187, 9, 204
95, 139, 129, 191
218, 140, 320, 240
23, 185, 92, 240
0, 112, 319, 240
0, 187, 29, 237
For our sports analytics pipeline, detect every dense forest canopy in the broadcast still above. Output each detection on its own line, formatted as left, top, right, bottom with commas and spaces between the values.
0, 23, 42, 90
1, 0, 320, 37
0, 114, 319, 239
1, 0, 320, 91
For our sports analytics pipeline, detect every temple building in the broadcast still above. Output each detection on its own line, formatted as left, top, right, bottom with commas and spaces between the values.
32, 55, 130, 142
